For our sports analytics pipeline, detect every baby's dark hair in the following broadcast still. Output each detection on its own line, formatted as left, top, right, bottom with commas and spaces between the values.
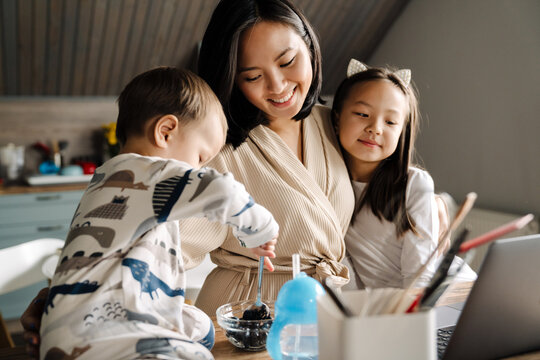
198, 0, 323, 148
331, 66, 420, 238
116, 67, 223, 146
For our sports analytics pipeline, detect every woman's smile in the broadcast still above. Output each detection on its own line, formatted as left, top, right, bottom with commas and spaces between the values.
268, 87, 296, 106
235, 21, 313, 123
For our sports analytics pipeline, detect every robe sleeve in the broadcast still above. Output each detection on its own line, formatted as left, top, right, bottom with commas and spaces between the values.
180, 153, 231, 269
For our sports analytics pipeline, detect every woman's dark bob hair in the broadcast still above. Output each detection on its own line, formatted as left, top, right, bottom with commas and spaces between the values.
198, 0, 323, 148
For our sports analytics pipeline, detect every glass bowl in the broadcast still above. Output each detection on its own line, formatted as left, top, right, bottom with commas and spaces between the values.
216, 300, 274, 351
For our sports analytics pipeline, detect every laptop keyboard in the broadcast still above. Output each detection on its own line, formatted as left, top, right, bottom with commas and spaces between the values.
437, 325, 456, 359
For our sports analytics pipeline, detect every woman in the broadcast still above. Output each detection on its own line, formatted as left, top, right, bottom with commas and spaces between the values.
182, 0, 354, 314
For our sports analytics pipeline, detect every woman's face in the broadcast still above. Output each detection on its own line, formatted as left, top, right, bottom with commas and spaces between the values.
235, 21, 313, 124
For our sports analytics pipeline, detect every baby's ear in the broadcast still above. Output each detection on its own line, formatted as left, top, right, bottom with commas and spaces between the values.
154, 115, 179, 148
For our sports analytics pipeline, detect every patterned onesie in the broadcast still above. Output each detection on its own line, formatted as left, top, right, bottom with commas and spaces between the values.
40, 153, 279, 360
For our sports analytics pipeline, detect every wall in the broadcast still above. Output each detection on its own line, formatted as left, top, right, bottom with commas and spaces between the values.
0, 97, 117, 173
368, 0, 540, 216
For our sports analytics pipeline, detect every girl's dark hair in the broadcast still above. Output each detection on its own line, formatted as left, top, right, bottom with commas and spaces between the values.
331, 67, 420, 238
198, 0, 323, 148
116, 67, 221, 146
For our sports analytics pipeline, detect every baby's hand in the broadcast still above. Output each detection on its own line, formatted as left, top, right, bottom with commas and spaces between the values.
249, 235, 277, 271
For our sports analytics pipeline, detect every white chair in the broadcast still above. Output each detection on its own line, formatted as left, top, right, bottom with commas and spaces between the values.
185, 253, 217, 303
0, 238, 64, 348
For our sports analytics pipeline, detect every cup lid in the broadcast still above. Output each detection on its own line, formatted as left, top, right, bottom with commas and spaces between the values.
274, 272, 325, 323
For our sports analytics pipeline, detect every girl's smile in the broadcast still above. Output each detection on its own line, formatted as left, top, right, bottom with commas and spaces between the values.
358, 138, 380, 148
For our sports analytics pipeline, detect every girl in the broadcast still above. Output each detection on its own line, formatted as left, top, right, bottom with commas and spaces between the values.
332, 59, 476, 288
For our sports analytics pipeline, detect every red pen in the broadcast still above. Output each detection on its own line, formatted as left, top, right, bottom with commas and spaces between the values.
459, 213, 534, 253
405, 294, 420, 313
406, 214, 534, 313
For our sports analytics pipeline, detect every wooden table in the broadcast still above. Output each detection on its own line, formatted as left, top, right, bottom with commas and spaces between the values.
210, 282, 475, 360
212, 317, 270, 360
3, 282, 540, 359
211, 281, 540, 360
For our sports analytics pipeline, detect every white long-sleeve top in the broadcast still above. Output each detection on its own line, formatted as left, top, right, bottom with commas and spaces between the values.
345, 167, 476, 289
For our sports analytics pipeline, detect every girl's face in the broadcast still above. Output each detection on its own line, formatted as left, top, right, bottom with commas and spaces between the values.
336, 80, 408, 181
235, 21, 313, 124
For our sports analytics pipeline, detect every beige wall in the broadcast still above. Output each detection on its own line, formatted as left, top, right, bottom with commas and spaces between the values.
0, 97, 117, 172
368, 0, 540, 216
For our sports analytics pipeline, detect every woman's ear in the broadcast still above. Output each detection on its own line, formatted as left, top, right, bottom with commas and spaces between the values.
154, 115, 179, 148
332, 110, 340, 132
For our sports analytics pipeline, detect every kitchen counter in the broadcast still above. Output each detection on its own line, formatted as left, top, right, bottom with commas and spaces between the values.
0, 183, 88, 195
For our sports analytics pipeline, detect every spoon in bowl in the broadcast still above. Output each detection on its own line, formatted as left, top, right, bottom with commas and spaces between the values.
242, 256, 271, 320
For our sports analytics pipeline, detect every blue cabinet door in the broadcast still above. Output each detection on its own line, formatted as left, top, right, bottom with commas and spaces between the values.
0, 190, 83, 319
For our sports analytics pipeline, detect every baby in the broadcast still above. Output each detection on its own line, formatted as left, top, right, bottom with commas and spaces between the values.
39, 67, 278, 360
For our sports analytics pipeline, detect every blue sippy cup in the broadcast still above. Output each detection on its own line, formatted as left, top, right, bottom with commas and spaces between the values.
266, 254, 325, 360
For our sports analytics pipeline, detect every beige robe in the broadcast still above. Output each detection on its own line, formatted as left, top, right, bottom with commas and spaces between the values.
181, 105, 355, 315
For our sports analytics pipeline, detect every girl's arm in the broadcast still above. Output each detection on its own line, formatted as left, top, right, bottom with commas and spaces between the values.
400, 168, 440, 288
434, 194, 451, 256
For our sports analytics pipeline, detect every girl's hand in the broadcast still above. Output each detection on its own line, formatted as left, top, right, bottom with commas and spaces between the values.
435, 194, 451, 256
20, 287, 48, 359
249, 235, 278, 271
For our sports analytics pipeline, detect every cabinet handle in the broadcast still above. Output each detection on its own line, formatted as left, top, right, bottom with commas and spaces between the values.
37, 225, 63, 232
35, 194, 62, 201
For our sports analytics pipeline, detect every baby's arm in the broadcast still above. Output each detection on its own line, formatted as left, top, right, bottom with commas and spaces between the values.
175, 167, 279, 267
400, 169, 440, 288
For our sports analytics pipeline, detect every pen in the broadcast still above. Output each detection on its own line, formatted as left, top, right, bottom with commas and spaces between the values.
459, 213, 534, 253
406, 228, 470, 313
322, 278, 355, 317
418, 228, 469, 308
395, 193, 477, 314
407, 214, 535, 312
417, 251, 473, 310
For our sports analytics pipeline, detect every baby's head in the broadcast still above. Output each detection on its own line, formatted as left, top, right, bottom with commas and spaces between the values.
116, 67, 227, 168
331, 60, 419, 181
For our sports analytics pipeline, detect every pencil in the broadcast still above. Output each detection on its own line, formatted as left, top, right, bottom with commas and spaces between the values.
459, 213, 534, 253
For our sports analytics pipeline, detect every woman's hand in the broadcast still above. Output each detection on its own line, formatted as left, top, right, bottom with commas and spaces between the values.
249, 235, 277, 271
20, 287, 48, 359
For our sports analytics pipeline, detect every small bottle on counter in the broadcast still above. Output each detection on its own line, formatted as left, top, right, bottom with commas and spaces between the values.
266, 254, 325, 360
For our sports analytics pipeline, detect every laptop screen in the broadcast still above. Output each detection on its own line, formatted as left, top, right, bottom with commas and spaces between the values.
442, 233, 540, 360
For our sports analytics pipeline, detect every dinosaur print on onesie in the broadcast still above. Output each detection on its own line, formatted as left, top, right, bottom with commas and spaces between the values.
85, 195, 129, 220
92, 169, 149, 192
41, 154, 277, 359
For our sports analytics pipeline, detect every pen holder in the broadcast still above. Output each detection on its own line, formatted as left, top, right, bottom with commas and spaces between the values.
317, 288, 436, 360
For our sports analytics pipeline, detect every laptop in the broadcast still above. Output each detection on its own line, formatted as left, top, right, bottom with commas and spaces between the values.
435, 233, 540, 360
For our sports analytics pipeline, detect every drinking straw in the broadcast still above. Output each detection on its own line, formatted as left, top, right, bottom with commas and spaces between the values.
292, 253, 300, 279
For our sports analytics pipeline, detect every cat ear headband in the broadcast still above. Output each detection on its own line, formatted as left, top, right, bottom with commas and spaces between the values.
347, 58, 411, 88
